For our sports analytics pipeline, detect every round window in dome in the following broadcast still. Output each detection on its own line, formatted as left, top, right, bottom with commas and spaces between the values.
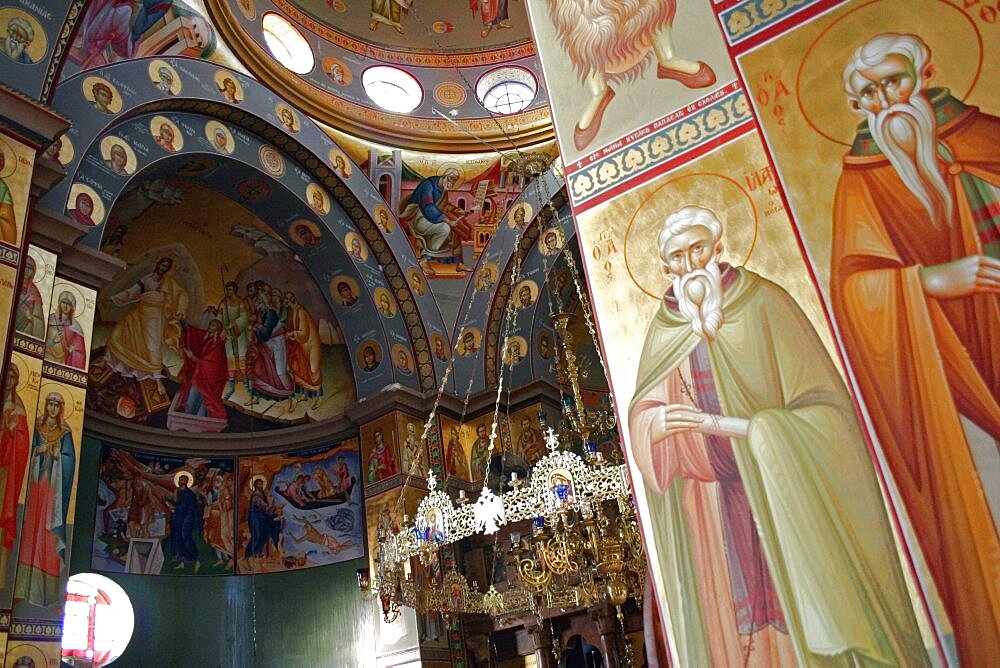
476, 67, 537, 115
262, 13, 314, 75
362, 66, 423, 114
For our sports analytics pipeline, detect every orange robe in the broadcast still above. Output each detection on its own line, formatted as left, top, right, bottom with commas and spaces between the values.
286, 304, 322, 396
831, 91, 1000, 665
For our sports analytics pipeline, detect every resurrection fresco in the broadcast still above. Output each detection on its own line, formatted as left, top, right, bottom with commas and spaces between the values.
730, 0, 1000, 663
237, 439, 363, 574
87, 181, 356, 433
91, 445, 237, 576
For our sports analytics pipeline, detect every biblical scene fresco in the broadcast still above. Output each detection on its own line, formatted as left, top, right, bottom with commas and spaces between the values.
284, 0, 531, 50
237, 439, 363, 574
62, 0, 219, 78
86, 180, 356, 433
525, 0, 735, 163
91, 446, 236, 576
735, 1, 1000, 662
14, 380, 86, 613
325, 125, 557, 287
569, 131, 934, 665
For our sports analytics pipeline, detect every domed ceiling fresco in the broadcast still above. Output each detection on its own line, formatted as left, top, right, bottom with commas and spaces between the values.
38, 34, 571, 441
280, 0, 534, 50
205, 0, 553, 150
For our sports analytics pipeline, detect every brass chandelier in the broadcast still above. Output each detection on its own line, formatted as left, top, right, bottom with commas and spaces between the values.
372, 222, 648, 629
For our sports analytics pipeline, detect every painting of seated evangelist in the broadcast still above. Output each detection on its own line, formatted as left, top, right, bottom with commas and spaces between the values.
87, 181, 355, 433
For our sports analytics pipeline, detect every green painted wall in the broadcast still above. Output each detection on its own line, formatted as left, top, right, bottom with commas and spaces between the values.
70, 436, 375, 667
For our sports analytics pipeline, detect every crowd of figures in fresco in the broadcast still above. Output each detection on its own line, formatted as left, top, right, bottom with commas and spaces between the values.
92, 440, 363, 575
81, 181, 354, 433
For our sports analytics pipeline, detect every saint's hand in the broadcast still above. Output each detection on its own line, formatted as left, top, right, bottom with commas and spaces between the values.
920, 255, 1000, 299
651, 404, 705, 442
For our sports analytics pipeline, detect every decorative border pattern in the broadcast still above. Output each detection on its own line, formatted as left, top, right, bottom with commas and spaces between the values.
42, 361, 88, 388
364, 473, 426, 499
12, 334, 44, 357
41, 0, 86, 103
719, 0, 823, 45
566, 87, 753, 208
0, 243, 20, 269
8, 619, 61, 640
484, 190, 568, 388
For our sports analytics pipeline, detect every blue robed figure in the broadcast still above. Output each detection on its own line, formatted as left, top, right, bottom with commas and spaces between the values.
245, 477, 282, 559
399, 168, 469, 274
170, 473, 203, 570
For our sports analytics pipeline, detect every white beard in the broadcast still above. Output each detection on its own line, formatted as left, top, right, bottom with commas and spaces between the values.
675, 260, 723, 341
867, 94, 953, 227
4, 37, 24, 60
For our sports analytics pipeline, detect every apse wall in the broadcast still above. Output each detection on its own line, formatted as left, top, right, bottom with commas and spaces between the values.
68, 436, 373, 667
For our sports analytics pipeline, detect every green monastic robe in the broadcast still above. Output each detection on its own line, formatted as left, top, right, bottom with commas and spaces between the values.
629, 267, 927, 667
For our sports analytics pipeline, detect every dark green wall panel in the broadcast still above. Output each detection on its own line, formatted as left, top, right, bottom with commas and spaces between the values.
70, 436, 375, 667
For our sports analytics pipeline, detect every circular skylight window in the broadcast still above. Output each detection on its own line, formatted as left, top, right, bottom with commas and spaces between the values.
362, 66, 423, 114
262, 13, 314, 74
61, 573, 135, 666
476, 67, 537, 115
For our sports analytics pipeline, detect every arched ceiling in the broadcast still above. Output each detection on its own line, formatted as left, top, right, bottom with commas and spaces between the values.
205, 0, 553, 151
28, 0, 585, 445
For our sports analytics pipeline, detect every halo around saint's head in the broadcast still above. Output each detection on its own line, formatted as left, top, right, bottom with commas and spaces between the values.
795, 0, 982, 146
623, 172, 758, 300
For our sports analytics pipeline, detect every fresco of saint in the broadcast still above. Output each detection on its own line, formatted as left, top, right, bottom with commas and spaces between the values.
0, 366, 29, 569
471, 0, 511, 38
104, 256, 189, 381
544, 0, 716, 150
366, 429, 397, 483
370, 0, 408, 34
15, 392, 76, 608
399, 169, 470, 275
830, 33, 1000, 662
444, 425, 468, 480
44, 291, 87, 370
15, 255, 45, 340
0, 149, 17, 244
629, 207, 926, 666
